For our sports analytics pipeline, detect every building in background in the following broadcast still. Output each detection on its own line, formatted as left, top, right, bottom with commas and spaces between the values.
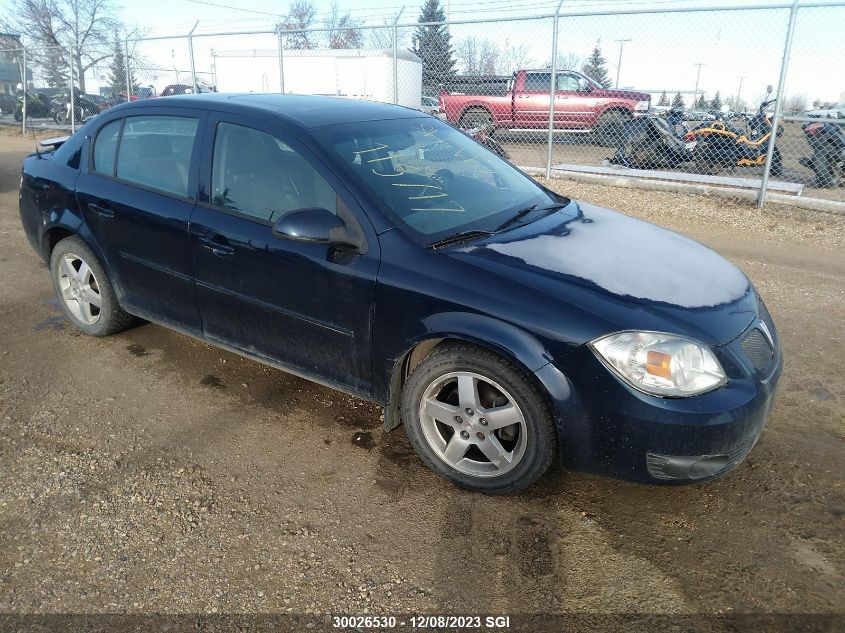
212, 48, 423, 109
0, 33, 32, 94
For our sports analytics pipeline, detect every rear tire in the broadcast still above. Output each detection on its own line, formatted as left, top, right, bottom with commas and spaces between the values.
401, 343, 557, 494
50, 236, 135, 337
459, 107, 492, 129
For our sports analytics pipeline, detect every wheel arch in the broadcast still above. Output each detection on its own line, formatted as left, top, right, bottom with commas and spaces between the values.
382, 320, 563, 433
458, 104, 494, 124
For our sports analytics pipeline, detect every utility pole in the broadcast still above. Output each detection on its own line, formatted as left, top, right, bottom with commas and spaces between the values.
735, 75, 746, 111
692, 62, 705, 107
614, 39, 631, 89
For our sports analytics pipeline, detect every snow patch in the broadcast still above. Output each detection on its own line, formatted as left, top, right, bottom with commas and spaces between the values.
486, 205, 749, 308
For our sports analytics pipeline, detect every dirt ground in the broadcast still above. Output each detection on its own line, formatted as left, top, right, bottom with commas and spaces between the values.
0, 131, 843, 628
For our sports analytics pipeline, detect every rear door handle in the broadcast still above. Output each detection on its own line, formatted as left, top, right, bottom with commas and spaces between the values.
197, 234, 235, 257
87, 202, 114, 219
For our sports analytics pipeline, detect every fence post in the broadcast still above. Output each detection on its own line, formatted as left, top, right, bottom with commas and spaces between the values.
124, 39, 132, 102
757, 0, 799, 209
276, 27, 285, 93
69, 46, 75, 133
392, 8, 405, 105
21, 47, 26, 134
545, 1, 564, 179
188, 21, 199, 94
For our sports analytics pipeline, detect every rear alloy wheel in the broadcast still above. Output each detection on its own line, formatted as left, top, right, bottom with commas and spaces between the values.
50, 236, 135, 336
401, 343, 557, 494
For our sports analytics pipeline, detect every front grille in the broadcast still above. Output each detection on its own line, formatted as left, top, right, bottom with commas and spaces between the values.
759, 301, 777, 343
741, 327, 774, 373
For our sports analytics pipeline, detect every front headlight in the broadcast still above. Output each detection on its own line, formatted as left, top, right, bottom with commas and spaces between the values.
635, 100, 650, 112
590, 331, 726, 397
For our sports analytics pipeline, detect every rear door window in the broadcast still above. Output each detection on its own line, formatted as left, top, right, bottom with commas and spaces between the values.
115, 116, 199, 197
524, 72, 551, 91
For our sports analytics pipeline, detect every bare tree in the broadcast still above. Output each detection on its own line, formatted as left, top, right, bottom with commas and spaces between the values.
499, 43, 533, 74
324, 2, 363, 49
455, 37, 500, 75
2, 0, 121, 92
367, 13, 410, 50
281, 0, 317, 49
784, 94, 808, 113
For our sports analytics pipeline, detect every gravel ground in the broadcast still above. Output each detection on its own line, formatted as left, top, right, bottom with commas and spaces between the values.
0, 131, 843, 629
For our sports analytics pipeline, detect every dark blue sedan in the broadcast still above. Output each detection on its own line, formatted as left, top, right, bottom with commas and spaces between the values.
19, 94, 782, 493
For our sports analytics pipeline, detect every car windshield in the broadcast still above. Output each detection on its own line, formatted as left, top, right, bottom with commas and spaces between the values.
315, 117, 558, 245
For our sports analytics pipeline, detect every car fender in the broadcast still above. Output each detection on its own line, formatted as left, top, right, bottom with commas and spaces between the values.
596, 102, 635, 120
41, 207, 112, 284
381, 311, 573, 431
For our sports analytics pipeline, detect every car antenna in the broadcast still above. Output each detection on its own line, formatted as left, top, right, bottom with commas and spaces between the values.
31, 128, 42, 159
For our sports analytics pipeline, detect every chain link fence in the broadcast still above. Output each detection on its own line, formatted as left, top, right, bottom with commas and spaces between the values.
1, 1, 843, 206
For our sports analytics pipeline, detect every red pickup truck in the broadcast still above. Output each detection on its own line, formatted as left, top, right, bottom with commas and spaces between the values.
439, 69, 651, 146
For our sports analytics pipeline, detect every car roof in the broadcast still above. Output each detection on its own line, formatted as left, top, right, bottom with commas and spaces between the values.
110, 93, 426, 129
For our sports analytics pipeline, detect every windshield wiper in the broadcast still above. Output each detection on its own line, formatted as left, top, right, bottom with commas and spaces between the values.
494, 202, 569, 232
427, 230, 493, 250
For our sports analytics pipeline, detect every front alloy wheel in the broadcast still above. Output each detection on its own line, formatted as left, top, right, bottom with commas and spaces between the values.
402, 343, 557, 494
419, 371, 527, 477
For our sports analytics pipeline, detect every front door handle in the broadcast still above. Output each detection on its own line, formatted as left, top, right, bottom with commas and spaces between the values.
197, 235, 235, 257
87, 202, 114, 219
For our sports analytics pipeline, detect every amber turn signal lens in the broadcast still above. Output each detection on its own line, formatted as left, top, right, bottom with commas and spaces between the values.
646, 351, 672, 379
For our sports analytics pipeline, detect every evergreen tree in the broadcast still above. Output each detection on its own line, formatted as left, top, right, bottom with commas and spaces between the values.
107, 36, 135, 95
412, 0, 455, 91
709, 90, 722, 111
581, 40, 609, 88
696, 94, 707, 109
671, 92, 685, 109
43, 47, 69, 89
657, 90, 669, 107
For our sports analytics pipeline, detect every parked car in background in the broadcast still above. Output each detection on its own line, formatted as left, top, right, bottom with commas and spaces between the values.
160, 81, 216, 97
805, 103, 845, 119
683, 110, 716, 121
420, 95, 440, 116
439, 69, 651, 146
19, 94, 781, 493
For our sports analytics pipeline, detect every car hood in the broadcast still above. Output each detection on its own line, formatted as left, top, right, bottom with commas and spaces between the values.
448, 201, 758, 347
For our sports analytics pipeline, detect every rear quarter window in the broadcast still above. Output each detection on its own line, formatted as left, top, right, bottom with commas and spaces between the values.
92, 119, 122, 175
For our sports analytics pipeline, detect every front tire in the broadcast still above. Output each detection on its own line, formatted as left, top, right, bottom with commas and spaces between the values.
594, 110, 629, 147
50, 236, 135, 337
401, 343, 557, 494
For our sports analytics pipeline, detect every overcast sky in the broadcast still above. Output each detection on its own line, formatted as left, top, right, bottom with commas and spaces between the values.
4, 0, 843, 103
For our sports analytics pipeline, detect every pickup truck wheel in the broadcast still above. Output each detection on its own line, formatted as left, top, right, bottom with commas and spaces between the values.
401, 343, 557, 494
459, 107, 492, 129
594, 110, 629, 147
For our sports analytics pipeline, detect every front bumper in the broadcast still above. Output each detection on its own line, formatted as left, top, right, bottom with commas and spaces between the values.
537, 317, 782, 484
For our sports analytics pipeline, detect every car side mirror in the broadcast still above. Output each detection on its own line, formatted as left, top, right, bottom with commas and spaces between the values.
577, 78, 592, 93
272, 207, 361, 250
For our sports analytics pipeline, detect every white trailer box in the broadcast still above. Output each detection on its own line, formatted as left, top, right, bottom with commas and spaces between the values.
212, 48, 423, 109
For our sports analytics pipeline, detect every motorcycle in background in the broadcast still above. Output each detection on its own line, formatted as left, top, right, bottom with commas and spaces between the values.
13, 91, 52, 121
51, 91, 104, 125
685, 87, 784, 176
609, 108, 692, 169
800, 120, 845, 188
